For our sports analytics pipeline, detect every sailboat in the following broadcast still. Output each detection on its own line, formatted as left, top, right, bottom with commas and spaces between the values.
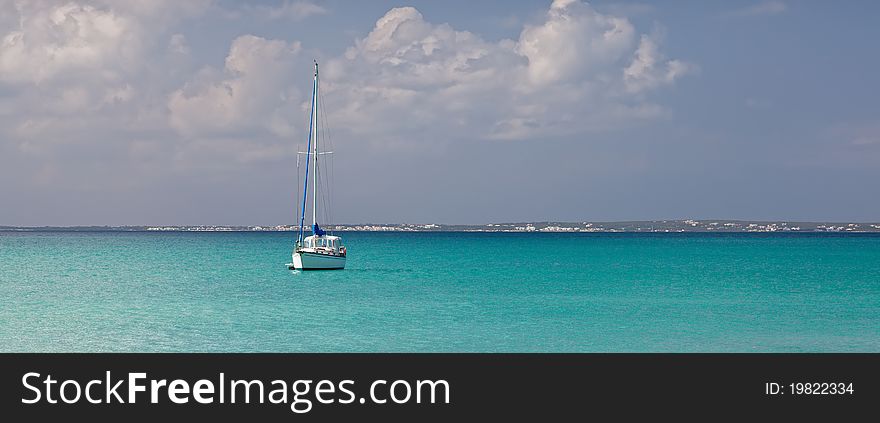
289, 61, 346, 270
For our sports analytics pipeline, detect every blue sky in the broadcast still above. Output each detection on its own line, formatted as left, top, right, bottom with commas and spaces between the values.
1, 0, 878, 225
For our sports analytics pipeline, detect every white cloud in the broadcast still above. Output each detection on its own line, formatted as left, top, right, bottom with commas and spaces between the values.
624, 35, 694, 93
0, 1, 140, 85
1, 0, 693, 192
168, 35, 302, 137
517, 0, 636, 86
324, 0, 692, 142
166, 35, 305, 166
0, 0, 210, 117
0, 0, 210, 84
2, 0, 691, 155
0, 0, 212, 191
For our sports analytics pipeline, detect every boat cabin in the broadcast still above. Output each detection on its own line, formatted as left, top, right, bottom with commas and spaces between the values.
299, 235, 345, 255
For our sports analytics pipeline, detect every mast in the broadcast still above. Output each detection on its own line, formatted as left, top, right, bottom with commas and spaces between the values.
298, 61, 319, 244
311, 61, 319, 231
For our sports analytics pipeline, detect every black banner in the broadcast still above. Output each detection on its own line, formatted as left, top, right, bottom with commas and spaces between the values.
2, 354, 876, 419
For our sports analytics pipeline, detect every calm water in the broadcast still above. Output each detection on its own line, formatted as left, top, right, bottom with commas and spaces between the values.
1, 231, 878, 352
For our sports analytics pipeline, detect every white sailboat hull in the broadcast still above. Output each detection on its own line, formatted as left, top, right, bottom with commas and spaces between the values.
291, 251, 346, 270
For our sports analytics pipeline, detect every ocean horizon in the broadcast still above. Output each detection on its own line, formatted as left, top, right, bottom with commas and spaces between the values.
2, 230, 878, 352
3, 218, 879, 233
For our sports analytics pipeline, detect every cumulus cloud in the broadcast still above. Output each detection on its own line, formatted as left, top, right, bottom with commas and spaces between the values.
168, 35, 303, 138
0, 0, 210, 123
0, 0, 213, 195
0, 2, 140, 85
3, 0, 691, 158
517, 0, 636, 86
1, 0, 693, 199
324, 0, 693, 141
0, 0, 209, 84
624, 35, 694, 93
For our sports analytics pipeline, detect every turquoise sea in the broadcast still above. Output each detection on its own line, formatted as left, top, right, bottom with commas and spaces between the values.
1, 231, 878, 352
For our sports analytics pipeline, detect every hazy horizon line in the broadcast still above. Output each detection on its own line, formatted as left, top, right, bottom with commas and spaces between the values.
3, 218, 880, 228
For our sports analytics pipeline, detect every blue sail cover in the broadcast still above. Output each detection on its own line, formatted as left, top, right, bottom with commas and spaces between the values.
313, 223, 326, 236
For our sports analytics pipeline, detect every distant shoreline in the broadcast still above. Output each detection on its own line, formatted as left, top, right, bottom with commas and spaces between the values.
2, 220, 879, 233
